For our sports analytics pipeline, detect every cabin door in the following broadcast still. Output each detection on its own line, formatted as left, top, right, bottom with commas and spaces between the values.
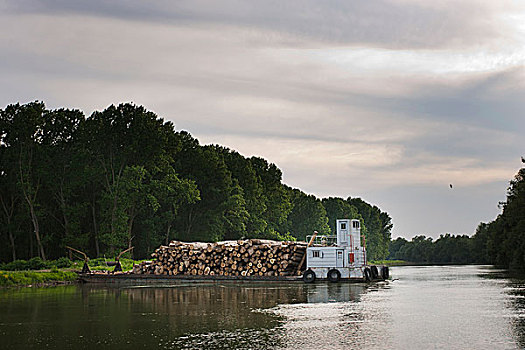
336, 250, 344, 267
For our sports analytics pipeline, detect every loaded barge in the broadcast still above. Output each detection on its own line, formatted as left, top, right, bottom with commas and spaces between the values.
78, 218, 388, 285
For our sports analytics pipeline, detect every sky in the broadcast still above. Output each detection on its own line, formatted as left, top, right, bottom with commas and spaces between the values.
1, 0, 524, 239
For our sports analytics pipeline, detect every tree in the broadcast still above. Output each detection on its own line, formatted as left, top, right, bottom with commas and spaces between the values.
322, 197, 359, 233
483, 167, 525, 270
82, 103, 172, 253
285, 188, 330, 240
1, 102, 47, 259
220, 148, 267, 236
250, 157, 292, 235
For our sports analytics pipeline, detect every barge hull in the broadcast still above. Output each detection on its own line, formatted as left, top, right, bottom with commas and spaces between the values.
78, 273, 380, 285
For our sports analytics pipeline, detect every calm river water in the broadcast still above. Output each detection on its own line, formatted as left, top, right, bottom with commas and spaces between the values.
1, 265, 524, 349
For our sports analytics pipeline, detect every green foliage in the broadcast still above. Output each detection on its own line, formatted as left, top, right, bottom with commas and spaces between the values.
0, 257, 72, 270
27, 257, 47, 270
55, 257, 73, 268
86, 258, 143, 272
259, 228, 296, 242
370, 260, 407, 266
0, 270, 77, 287
285, 188, 330, 240
0, 260, 31, 271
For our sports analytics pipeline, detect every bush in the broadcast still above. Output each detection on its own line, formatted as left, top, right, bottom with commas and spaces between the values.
28, 257, 47, 270
0, 270, 78, 286
55, 257, 73, 268
1, 260, 30, 271
88, 258, 106, 267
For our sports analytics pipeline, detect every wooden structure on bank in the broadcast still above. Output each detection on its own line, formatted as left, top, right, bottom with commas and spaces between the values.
133, 239, 307, 277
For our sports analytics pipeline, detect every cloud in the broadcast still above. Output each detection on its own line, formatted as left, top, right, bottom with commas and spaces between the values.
1, 1, 524, 238
3, 0, 520, 50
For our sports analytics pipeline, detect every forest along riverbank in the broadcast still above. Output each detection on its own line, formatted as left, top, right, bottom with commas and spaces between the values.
1, 265, 524, 349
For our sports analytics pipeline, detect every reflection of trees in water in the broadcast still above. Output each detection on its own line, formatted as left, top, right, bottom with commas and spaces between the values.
0, 283, 372, 349
81, 282, 371, 349
74, 284, 307, 348
123, 283, 312, 348
307, 283, 368, 304
122, 284, 310, 334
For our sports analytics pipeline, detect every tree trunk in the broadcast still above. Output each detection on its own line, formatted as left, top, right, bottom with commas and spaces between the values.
127, 205, 136, 259
165, 223, 172, 245
186, 207, 195, 238
8, 230, 16, 261
28, 200, 46, 260
0, 195, 16, 261
92, 198, 100, 257
29, 229, 33, 259
18, 152, 45, 260
110, 194, 118, 254
59, 186, 71, 243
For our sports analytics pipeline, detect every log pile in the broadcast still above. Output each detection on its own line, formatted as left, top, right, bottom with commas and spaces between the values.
133, 239, 307, 277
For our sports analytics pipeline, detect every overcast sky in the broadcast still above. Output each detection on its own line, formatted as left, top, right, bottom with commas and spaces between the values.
1, 0, 524, 239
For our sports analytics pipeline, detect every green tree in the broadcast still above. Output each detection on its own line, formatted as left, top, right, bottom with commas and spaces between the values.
322, 197, 359, 233
250, 157, 292, 235
0, 102, 47, 259
285, 188, 330, 240
83, 103, 171, 253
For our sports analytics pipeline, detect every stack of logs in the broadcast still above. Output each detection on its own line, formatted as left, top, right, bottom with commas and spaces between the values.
133, 239, 307, 277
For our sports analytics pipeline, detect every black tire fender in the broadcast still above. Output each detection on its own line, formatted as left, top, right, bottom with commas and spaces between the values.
371, 265, 379, 279
327, 269, 341, 283
364, 267, 371, 282
303, 269, 316, 283
382, 266, 389, 279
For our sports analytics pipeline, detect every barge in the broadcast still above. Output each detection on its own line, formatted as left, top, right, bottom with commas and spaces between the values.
78, 218, 388, 285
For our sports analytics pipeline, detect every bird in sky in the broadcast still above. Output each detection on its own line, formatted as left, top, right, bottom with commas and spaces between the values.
521, 156, 525, 163
449, 184, 453, 189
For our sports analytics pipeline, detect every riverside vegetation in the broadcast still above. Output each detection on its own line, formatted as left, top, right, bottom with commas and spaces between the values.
0, 257, 141, 286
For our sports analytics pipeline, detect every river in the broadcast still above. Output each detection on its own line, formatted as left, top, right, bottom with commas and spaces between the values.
1, 265, 524, 349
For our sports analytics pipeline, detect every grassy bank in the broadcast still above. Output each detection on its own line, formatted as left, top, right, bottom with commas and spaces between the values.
0, 270, 78, 287
0, 257, 146, 287
0, 257, 142, 272
370, 260, 409, 266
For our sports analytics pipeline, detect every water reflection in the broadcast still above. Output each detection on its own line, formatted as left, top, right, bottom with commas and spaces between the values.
502, 278, 525, 348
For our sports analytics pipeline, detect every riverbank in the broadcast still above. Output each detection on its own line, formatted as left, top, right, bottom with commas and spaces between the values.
0, 257, 145, 288
370, 260, 409, 266
0, 270, 78, 288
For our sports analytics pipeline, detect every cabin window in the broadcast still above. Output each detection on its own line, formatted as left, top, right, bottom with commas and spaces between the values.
312, 250, 320, 258
340, 222, 346, 230
353, 221, 360, 228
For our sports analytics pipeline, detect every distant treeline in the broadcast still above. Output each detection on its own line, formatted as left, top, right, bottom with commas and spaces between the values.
0, 101, 392, 262
390, 167, 525, 271
389, 234, 487, 264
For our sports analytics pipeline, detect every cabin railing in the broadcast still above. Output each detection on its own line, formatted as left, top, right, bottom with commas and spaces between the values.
305, 235, 338, 246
